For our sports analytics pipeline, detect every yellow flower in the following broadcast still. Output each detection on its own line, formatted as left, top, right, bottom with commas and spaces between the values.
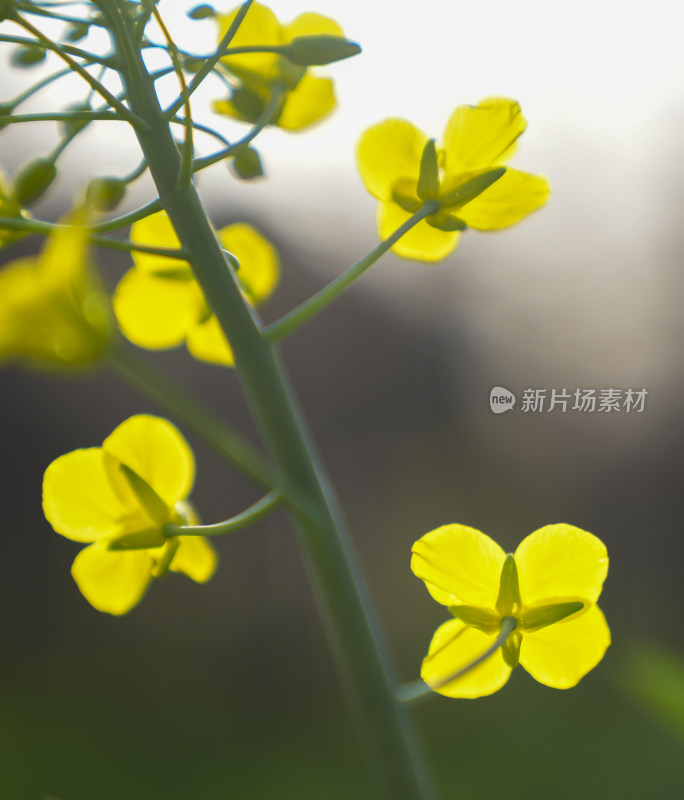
356, 98, 551, 262
0, 165, 25, 249
213, 2, 344, 131
411, 523, 610, 698
0, 213, 111, 366
113, 211, 279, 366
42, 414, 217, 615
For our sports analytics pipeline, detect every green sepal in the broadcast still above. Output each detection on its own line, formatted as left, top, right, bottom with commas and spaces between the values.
188, 4, 215, 19
231, 146, 264, 180
285, 35, 362, 66
426, 211, 466, 232
65, 22, 90, 42
86, 177, 127, 212
520, 601, 585, 632
11, 46, 46, 67
449, 605, 501, 634
106, 526, 168, 551
13, 157, 57, 206
496, 554, 521, 616
439, 167, 506, 210
151, 539, 180, 577
417, 139, 439, 201
119, 463, 171, 526
391, 186, 422, 214
502, 631, 522, 668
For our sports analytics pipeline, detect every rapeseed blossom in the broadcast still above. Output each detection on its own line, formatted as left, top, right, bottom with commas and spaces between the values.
214, 2, 345, 130
42, 414, 217, 615
113, 211, 279, 365
0, 213, 110, 366
357, 98, 551, 262
411, 523, 610, 698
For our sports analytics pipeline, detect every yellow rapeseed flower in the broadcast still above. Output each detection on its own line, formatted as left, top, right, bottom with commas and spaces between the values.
213, 2, 344, 130
357, 98, 551, 262
113, 211, 279, 366
411, 523, 610, 698
0, 213, 111, 366
42, 414, 217, 615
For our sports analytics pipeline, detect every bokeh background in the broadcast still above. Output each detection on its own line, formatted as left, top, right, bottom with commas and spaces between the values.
2, 1, 684, 798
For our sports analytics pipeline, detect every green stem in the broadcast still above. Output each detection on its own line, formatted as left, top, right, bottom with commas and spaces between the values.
164, 0, 254, 119
99, 5, 435, 797
16, 1, 105, 28
1, 111, 121, 124
106, 340, 272, 489
0, 216, 188, 258
0, 33, 114, 66
266, 202, 438, 342
396, 617, 518, 704
166, 489, 282, 538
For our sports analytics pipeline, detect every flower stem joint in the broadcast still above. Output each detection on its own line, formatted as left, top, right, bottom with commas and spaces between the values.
411, 523, 610, 698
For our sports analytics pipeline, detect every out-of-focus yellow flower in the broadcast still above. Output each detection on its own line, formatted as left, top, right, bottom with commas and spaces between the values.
43, 414, 217, 615
0, 166, 25, 249
0, 213, 111, 367
113, 211, 279, 366
213, 2, 344, 131
411, 523, 610, 698
357, 98, 551, 262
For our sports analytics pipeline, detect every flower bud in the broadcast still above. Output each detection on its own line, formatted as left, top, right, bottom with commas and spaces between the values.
14, 157, 57, 206
11, 45, 46, 67
188, 4, 215, 19
0, 0, 17, 22
86, 176, 127, 212
231, 147, 263, 181
285, 35, 361, 66
65, 21, 90, 42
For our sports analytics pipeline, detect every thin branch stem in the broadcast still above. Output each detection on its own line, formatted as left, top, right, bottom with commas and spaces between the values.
11, 16, 147, 129
0, 32, 114, 66
266, 202, 439, 342
166, 489, 283, 538
163, 0, 254, 119
0, 215, 189, 258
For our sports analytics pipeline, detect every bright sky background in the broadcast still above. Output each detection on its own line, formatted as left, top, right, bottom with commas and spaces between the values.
2, 0, 684, 400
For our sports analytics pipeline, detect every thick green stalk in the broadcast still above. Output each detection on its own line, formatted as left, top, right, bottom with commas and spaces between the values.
99, 4, 435, 798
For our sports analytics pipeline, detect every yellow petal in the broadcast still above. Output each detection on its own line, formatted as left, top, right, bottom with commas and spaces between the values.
218, 223, 279, 305
458, 168, 551, 230
103, 415, 195, 508
170, 536, 218, 583
130, 211, 187, 274
515, 524, 609, 606
283, 12, 344, 41
421, 619, 512, 699
113, 269, 204, 349
277, 74, 336, 131
443, 98, 526, 175
71, 544, 153, 615
356, 119, 427, 201
186, 315, 235, 366
218, 2, 283, 79
411, 524, 506, 608
378, 200, 459, 262
520, 604, 611, 688
42, 448, 140, 543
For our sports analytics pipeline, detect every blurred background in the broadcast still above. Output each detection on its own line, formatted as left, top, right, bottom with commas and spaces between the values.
2, 0, 684, 798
